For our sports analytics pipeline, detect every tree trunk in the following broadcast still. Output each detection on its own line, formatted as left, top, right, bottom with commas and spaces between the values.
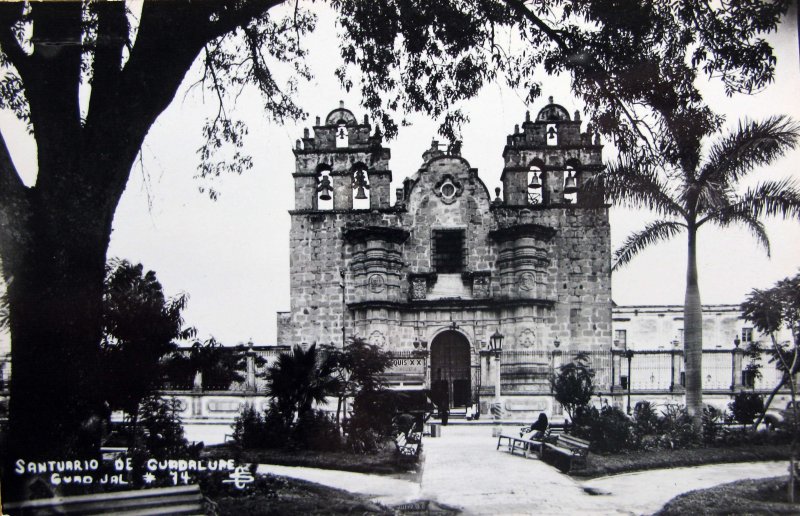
753, 374, 787, 431
684, 227, 703, 428
6, 189, 114, 461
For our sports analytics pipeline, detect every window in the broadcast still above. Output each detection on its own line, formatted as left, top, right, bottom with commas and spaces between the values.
742, 327, 754, 343
432, 230, 465, 273
614, 329, 627, 348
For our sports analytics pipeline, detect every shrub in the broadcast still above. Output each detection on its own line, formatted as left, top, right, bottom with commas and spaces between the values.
292, 410, 342, 452
343, 390, 399, 454
573, 405, 636, 453
702, 405, 725, 444
655, 404, 698, 449
729, 391, 765, 426
551, 352, 595, 421
231, 402, 291, 449
633, 401, 661, 436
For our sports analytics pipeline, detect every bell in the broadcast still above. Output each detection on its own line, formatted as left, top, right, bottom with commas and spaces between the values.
563, 173, 578, 194
317, 176, 332, 201
528, 173, 542, 190
355, 186, 367, 199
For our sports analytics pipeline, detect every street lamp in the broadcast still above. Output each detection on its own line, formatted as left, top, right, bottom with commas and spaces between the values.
624, 349, 634, 415
489, 329, 504, 356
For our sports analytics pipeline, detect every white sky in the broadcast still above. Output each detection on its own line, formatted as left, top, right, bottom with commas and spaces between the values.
2, 4, 799, 346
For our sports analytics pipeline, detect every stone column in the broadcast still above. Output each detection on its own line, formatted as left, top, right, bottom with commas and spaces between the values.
731, 347, 745, 391
332, 171, 353, 210
246, 347, 257, 393
671, 349, 684, 392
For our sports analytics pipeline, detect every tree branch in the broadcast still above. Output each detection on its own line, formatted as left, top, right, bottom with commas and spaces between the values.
0, 2, 31, 78
503, 0, 655, 151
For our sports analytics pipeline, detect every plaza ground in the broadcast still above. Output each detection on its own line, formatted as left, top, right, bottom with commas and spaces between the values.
256, 425, 788, 515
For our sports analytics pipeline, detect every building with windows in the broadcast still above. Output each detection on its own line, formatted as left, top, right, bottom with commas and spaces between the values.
279, 100, 611, 418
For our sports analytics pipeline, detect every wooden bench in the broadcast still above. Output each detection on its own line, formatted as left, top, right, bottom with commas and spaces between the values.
541, 434, 590, 471
394, 430, 422, 459
3, 484, 205, 515
497, 427, 562, 458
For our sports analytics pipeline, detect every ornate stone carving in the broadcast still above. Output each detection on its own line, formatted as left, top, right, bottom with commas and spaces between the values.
519, 272, 536, 291
518, 328, 536, 348
410, 277, 427, 300
368, 330, 386, 347
471, 273, 491, 298
433, 174, 464, 204
368, 274, 385, 293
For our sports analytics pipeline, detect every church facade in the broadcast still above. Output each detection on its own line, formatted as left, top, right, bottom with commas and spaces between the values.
279, 100, 611, 416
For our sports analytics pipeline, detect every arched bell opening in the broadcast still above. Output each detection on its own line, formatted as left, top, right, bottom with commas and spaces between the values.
430, 330, 472, 409
352, 163, 370, 209
527, 165, 545, 205
563, 165, 579, 204
316, 165, 334, 210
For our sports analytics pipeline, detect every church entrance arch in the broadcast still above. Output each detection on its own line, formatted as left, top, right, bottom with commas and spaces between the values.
430, 331, 471, 408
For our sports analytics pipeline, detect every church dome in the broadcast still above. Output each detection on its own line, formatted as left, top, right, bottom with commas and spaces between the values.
325, 101, 358, 126
536, 97, 571, 122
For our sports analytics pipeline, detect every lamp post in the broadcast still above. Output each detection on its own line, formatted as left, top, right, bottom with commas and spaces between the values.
624, 349, 634, 415
488, 329, 504, 435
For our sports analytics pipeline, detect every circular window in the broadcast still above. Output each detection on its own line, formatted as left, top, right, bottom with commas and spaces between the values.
441, 182, 456, 199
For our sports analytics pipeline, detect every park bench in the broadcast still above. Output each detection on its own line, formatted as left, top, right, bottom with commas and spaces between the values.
496, 427, 563, 458
541, 433, 590, 472
394, 429, 422, 459
3, 484, 206, 515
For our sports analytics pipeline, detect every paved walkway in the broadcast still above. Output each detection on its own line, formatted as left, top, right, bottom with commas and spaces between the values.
257, 425, 787, 514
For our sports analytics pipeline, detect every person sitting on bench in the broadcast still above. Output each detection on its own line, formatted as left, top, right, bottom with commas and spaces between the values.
524, 412, 548, 439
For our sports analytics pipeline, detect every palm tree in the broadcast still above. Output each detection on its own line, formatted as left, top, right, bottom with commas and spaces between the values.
265, 344, 339, 423
602, 116, 800, 425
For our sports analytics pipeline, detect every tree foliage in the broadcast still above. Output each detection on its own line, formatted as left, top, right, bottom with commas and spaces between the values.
741, 272, 800, 500
101, 259, 194, 419
551, 351, 595, 421
600, 116, 800, 425
165, 337, 250, 391
0, 0, 792, 464
264, 344, 339, 423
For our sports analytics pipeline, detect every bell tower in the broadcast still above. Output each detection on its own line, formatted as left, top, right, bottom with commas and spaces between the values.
292, 101, 391, 211
491, 97, 611, 351
286, 102, 394, 348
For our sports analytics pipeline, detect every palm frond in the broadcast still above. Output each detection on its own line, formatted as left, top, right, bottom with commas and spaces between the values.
732, 178, 800, 220
613, 220, 686, 271
594, 159, 685, 218
703, 210, 771, 257
699, 116, 800, 186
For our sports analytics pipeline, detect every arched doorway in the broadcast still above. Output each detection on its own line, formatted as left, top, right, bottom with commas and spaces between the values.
430, 331, 471, 408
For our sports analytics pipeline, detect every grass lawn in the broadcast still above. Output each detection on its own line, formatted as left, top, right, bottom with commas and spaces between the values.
209, 474, 394, 515
202, 441, 420, 480
572, 444, 791, 478
655, 476, 800, 515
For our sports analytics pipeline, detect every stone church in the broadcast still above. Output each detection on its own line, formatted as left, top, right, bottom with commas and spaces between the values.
278, 99, 611, 416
